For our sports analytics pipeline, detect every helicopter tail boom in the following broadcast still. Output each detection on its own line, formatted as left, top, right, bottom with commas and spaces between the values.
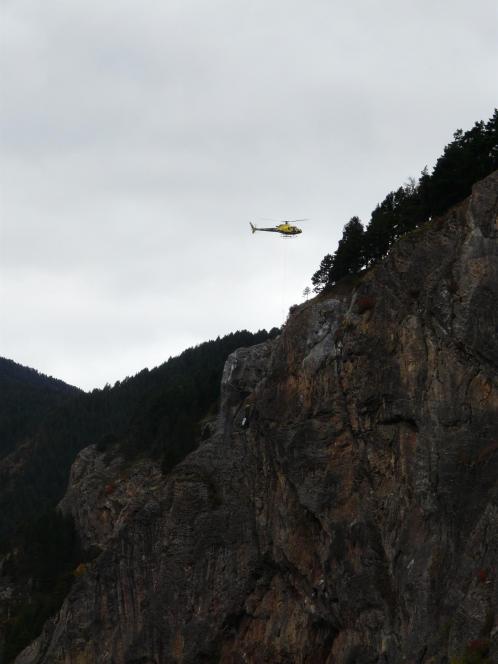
250, 223, 280, 233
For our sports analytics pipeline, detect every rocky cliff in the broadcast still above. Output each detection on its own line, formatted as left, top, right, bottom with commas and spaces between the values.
16, 172, 498, 663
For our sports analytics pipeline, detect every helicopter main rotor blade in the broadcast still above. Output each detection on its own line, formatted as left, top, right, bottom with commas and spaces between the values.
258, 217, 309, 222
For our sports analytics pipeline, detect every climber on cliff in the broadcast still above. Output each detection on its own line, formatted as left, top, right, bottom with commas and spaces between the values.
241, 404, 251, 428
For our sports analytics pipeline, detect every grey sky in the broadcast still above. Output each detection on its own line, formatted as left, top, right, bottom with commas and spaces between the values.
1, 0, 497, 390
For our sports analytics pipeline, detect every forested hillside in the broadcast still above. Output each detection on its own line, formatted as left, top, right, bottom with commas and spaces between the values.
312, 109, 498, 290
0, 358, 79, 459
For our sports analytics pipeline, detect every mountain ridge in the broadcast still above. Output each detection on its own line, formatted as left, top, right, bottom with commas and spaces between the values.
0, 357, 79, 393
0, 357, 80, 460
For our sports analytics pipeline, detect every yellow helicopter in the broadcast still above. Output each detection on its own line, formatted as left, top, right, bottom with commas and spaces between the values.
250, 219, 305, 237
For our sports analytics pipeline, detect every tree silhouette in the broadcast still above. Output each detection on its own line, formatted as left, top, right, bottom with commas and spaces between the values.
329, 216, 365, 282
311, 109, 498, 292
312, 253, 334, 292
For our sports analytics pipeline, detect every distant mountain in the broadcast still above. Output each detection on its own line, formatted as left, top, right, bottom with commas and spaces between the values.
0, 357, 77, 392
0, 357, 80, 459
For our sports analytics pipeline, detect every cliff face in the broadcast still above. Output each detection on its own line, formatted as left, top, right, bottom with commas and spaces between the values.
16, 173, 498, 664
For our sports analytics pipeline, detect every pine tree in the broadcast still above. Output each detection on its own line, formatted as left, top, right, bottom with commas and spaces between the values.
311, 253, 334, 292
328, 216, 365, 282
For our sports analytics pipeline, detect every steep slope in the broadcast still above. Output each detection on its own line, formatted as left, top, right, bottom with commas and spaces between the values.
14, 172, 498, 663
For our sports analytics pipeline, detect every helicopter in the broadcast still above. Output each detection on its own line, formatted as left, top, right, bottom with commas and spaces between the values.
250, 219, 306, 237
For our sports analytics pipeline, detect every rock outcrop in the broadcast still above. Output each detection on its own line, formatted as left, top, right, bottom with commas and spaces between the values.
16, 172, 498, 663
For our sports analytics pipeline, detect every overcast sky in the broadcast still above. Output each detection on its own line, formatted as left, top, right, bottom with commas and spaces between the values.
1, 0, 497, 390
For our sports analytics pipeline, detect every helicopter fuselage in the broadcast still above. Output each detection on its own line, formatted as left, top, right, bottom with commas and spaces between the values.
250, 222, 302, 236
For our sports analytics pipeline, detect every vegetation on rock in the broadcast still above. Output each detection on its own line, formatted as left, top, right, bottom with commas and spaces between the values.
312, 110, 498, 291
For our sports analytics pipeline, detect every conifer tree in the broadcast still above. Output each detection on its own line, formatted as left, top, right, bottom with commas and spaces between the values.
328, 216, 365, 282
311, 253, 334, 292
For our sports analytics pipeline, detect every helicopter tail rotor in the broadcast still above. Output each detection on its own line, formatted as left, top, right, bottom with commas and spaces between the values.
250, 222, 256, 234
